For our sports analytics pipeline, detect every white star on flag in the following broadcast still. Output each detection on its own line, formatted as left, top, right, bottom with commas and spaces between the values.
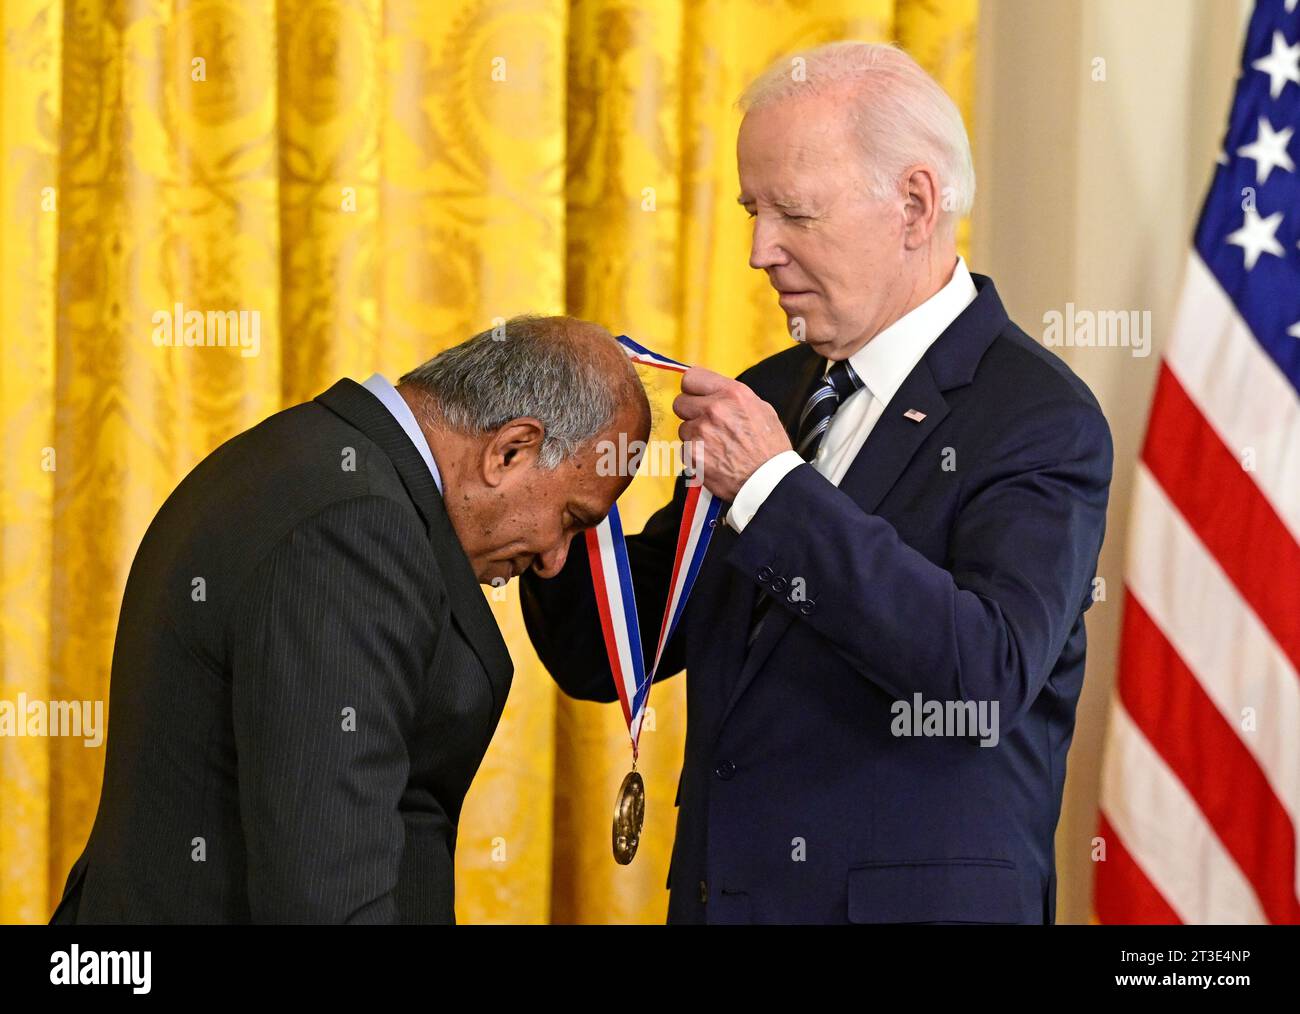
1237, 116, 1295, 183
1252, 30, 1300, 100
1289, 0, 1298, 14
1225, 205, 1286, 269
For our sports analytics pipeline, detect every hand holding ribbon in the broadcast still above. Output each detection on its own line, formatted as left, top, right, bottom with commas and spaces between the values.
673, 366, 794, 503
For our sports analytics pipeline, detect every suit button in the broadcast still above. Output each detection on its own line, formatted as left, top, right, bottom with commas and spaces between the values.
757, 565, 773, 581
771, 576, 788, 593
699, 880, 708, 903
799, 601, 815, 615
715, 759, 735, 780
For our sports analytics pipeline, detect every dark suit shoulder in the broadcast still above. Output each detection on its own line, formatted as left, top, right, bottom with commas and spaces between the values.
126, 399, 432, 672
211, 400, 407, 508
951, 322, 1114, 483
978, 322, 1106, 418
181, 401, 428, 556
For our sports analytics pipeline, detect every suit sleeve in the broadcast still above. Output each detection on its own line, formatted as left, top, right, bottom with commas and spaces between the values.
520, 474, 691, 702
727, 398, 1113, 733
226, 494, 440, 923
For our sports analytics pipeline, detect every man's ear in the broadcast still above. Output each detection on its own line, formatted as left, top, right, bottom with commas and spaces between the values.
481, 418, 545, 487
900, 163, 942, 250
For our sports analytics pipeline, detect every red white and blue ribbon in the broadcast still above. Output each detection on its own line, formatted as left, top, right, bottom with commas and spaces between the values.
616, 335, 691, 375
585, 335, 722, 758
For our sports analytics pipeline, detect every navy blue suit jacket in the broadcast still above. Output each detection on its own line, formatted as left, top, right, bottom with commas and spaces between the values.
521, 274, 1113, 923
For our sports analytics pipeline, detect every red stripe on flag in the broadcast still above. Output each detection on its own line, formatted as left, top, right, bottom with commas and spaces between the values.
1142, 364, 1300, 674
1119, 591, 1300, 924
1094, 813, 1183, 924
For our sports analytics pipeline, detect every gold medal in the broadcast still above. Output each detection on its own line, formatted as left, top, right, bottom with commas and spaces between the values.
612, 769, 646, 864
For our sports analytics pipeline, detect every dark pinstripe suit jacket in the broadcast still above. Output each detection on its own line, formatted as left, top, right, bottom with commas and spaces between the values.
50, 379, 513, 924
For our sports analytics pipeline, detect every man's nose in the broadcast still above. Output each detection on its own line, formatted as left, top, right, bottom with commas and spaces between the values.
749, 216, 788, 270
532, 538, 571, 580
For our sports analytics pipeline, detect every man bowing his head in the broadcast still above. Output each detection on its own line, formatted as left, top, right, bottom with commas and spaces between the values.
53, 316, 649, 924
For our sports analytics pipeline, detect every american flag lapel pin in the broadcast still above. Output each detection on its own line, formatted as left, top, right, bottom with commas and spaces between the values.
903, 408, 927, 423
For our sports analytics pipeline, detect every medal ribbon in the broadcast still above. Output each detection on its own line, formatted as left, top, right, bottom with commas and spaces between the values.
586, 336, 723, 760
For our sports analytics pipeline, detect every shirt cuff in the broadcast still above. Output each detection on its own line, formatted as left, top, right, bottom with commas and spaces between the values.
725, 450, 804, 532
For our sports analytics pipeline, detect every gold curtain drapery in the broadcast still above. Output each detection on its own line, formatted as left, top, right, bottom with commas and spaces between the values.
0, 0, 976, 924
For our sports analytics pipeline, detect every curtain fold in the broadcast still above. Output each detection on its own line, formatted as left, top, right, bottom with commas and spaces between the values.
0, 0, 975, 924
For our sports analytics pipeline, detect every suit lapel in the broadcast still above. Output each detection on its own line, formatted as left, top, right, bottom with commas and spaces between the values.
713, 275, 1008, 731
316, 379, 513, 713
836, 359, 950, 515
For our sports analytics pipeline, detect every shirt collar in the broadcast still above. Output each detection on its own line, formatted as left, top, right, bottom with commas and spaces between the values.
360, 373, 444, 494
840, 256, 978, 407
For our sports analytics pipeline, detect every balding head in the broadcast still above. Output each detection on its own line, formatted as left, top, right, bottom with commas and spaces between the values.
401, 314, 650, 468
398, 315, 651, 585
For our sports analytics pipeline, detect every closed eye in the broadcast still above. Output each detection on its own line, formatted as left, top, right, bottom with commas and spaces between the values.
742, 207, 810, 221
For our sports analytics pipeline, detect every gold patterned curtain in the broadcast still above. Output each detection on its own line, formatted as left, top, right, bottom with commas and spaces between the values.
0, 0, 976, 924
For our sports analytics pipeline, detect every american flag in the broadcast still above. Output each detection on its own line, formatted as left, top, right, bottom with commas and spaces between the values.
1095, 0, 1300, 924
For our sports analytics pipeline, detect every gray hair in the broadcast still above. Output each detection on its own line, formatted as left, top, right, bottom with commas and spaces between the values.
738, 41, 975, 234
400, 315, 638, 469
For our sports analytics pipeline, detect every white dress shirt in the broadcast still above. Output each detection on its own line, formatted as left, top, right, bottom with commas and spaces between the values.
726, 257, 978, 531
360, 373, 444, 494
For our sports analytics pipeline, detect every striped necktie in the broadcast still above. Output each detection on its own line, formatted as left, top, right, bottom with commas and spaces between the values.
746, 357, 866, 648
795, 357, 866, 462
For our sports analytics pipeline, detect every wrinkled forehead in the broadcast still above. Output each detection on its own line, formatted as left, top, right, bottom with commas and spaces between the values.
738, 102, 859, 188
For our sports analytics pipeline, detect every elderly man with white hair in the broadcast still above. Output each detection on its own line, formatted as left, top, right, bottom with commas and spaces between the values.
523, 42, 1112, 924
